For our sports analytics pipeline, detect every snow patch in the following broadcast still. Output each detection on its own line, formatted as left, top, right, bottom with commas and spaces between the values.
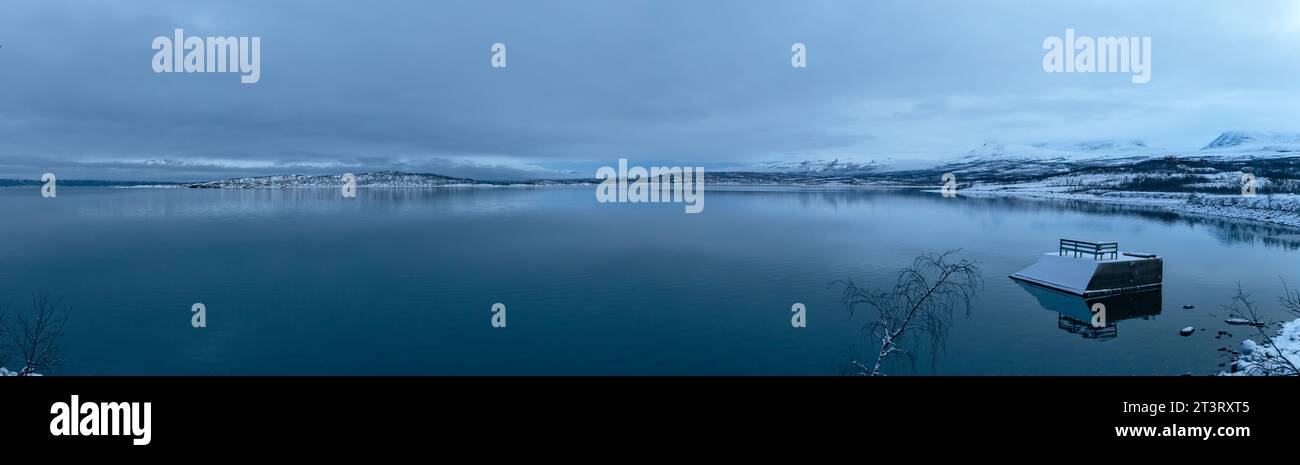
1220, 318, 1300, 376
1010, 253, 1103, 295
0, 367, 42, 376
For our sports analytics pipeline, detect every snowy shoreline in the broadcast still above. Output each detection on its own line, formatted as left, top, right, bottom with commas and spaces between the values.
1221, 319, 1300, 376
958, 183, 1300, 230
0, 367, 41, 376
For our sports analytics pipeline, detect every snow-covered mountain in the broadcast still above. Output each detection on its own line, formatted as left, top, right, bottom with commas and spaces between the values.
948, 132, 1300, 166
955, 139, 1162, 164
767, 134, 1300, 183
1199, 131, 1300, 155
185, 171, 481, 188
744, 139, 1170, 181
751, 158, 890, 175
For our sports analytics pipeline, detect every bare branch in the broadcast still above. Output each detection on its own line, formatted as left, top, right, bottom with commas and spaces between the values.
835, 250, 982, 376
1224, 282, 1299, 376
9, 292, 72, 376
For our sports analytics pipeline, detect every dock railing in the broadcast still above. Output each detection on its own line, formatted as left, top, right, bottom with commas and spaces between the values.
1059, 239, 1118, 260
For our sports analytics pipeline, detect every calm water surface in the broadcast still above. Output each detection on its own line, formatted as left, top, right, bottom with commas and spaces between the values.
2, 187, 1297, 375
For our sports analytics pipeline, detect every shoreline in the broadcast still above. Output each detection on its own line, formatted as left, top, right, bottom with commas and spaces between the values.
957, 185, 1300, 231
17, 180, 1300, 233
1222, 318, 1300, 376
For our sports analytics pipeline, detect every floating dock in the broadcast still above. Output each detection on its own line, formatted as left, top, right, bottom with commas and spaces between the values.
1009, 239, 1163, 297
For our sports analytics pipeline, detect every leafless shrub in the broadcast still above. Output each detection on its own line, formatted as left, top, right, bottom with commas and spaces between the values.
1224, 282, 1298, 376
4, 293, 73, 376
834, 250, 982, 376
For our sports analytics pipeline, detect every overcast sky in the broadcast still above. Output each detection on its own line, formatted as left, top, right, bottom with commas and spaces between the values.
2, 0, 1300, 181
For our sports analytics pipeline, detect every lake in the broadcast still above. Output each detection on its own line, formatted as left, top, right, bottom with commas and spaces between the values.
2, 186, 1297, 375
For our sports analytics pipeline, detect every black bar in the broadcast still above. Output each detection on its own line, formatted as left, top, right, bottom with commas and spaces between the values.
0, 376, 1290, 453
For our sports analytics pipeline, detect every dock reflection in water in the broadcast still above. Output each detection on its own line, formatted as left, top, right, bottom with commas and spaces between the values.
1014, 282, 1163, 340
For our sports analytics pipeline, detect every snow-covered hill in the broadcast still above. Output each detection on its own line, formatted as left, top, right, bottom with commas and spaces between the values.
184, 171, 482, 188
1200, 131, 1300, 156
955, 139, 1163, 164
751, 158, 890, 175
749, 133, 1300, 180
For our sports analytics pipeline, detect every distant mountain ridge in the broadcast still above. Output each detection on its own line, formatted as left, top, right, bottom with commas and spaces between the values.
14, 131, 1296, 189
179, 169, 888, 188
752, 132, 1293, 178
956, 139, 1161, 164
184, 170, 479, 188
1199, 131, 1300, 153
751, 158, 888, 175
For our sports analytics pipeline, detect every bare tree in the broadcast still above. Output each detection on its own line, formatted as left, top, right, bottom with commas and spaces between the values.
7, 293, 72, 376
834, 251, 982, 376
1223, 282, 1298, 376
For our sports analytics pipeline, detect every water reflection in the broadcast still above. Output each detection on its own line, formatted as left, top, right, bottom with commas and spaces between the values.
714, 188, 1300, 249
1262, 234, 1300, 250
1014, 282, 1163, 340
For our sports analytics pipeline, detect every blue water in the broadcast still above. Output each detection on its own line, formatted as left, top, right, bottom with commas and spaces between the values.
1, 187, 1297, 375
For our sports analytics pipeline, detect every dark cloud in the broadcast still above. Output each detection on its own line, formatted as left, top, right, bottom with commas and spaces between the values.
2, 0, 1299, 180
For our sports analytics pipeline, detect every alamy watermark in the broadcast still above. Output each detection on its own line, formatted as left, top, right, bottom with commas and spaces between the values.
1043, 28, 1151, 84
41, 172, 56, 198
596, 159, 705, 214
191, 303, 206, 328
1091, 302, 1106, 328
940, 172, 957, 197
342, 173, 357, 198
491, 303, 506, 328
152, 28, 261, 84
491, 43, 507, 68
50, 395, 152, 446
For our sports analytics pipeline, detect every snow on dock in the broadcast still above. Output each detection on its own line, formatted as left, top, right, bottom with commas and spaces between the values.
1010, 240, 1163, 297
